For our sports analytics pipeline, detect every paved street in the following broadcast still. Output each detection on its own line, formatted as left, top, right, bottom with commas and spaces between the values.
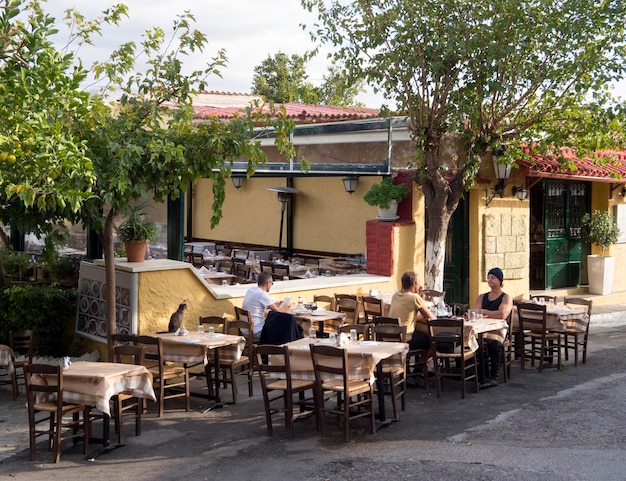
2, 316, 626, 480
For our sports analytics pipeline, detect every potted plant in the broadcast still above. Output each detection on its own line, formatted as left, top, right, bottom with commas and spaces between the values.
363, 177, 410, 220
116, 204, 159, 262
581, 210, 620, 295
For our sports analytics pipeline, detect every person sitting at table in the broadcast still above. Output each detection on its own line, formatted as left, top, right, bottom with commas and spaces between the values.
388, 271, 436, 387
242, 272, 292, 340
474, 267, 513, 385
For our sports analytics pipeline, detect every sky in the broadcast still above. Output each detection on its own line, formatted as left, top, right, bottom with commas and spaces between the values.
41, 0, 387, 107
42, 1, 626, 108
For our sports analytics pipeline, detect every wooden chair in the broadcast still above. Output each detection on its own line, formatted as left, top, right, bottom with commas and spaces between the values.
135, 336, 190, 417
309, 344, 376, 442
561, 297, 593, 366
199, 315, 229, 335
335, 296, 359, 324
111, 333, 137, 346
313, 294, 334, 311
338, 324, 369, 341
255, 345, 315, 438
224, 318, 255, 402
530, 294, 557, 304
259, 261, 273, 274
272, 264, 290, 280
361, 296, 383, 324
372, 324, 407, 419
24, 364, 90, 463
10, 329, 34, 397
428, 318, 479, 399
111, 344, 145, 444
233, 262, 251, 280
517, 302, 561, 372
0, 347, 19, 400
231, 248, 249, 259
369, 315, 400, 342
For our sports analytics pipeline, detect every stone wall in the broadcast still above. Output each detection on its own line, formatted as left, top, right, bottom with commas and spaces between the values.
482, 212, 528, 281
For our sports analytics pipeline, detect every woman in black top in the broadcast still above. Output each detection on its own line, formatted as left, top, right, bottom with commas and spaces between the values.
474, 267, 513, 385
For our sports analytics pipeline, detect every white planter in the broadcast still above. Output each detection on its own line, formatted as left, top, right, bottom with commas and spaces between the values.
587, 254, 615, 295
377, 200, 399, 221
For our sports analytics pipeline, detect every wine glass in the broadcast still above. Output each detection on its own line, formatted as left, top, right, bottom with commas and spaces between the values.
310, 302, 318, 311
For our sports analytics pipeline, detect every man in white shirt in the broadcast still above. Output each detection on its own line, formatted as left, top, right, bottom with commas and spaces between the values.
241, 272, 292, 339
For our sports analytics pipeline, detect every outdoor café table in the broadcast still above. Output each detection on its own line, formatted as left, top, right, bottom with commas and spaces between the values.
290, 308, 347, 336
464, 317, 509, 387
152, 332, 245, 409
511, 303, 588, 332
199, 269, 237, 285
280, 337, 409, 424
0, 344, 15, 376
29, 361, 155, 446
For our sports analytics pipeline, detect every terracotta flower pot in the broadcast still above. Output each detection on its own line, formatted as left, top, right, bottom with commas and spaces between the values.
125, 240, 149, 262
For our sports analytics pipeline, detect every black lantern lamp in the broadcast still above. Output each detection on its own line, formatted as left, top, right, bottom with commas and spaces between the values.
342, 176, 359, 194
485, 156, 512, 207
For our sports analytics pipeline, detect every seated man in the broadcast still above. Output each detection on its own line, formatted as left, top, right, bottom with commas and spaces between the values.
474, 267, 513, 385
388, 271, 435, 386
241, 272, 292, 340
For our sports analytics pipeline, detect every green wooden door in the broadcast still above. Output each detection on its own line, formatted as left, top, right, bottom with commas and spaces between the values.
544, 181, 589, 289
443, 197, 469, 304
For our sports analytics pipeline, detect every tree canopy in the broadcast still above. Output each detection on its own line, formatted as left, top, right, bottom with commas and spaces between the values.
302, 0, 626, 288
0, 0, 294, 354
251, 51, 364, 106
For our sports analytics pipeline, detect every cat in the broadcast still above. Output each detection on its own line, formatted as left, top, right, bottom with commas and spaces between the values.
168, 302, 188, 332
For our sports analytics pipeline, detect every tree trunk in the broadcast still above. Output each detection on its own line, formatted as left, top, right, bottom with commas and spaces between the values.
103, 210, 117, 361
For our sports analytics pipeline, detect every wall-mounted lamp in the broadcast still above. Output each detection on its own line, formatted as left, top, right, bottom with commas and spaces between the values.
342, 175, 359, 195
485, 157, 512, 207
512, 186, 528, 201
231, 176, 245, 189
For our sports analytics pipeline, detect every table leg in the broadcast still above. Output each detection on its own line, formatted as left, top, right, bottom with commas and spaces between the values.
477, 332, 486, 386
202, 347, 225, 412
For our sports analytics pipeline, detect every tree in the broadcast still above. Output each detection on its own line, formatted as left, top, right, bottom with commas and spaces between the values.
252, 51, 363, 106
302, 0, 626, 289
0, 1, 294, 357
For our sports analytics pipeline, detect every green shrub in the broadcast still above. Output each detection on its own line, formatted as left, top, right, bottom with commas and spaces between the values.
581, 210, 620, 257
0, 284, 78, 357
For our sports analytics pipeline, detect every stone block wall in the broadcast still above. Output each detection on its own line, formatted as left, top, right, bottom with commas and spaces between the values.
482, 212, 528, 281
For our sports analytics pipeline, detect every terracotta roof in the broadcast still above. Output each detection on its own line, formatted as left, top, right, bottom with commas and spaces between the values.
517, 148, 626, 183
191, 91, 380, 123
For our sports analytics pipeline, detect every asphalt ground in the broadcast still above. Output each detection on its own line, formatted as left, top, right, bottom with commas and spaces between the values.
2, 320, 626, 481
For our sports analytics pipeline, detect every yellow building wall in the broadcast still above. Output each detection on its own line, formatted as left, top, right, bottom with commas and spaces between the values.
190, 176, 379, 255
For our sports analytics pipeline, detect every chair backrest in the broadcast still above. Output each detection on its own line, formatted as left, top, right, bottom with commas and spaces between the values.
259, 261, 273, 273
135, 336, 164, 374
335, 297, 359, 324
338, 323, 369, 341
113, 344, 145, 365
255, 344, 290, 379
234, 262, 251, 279
530, 294, 557, 303
272, 264, 290, 277
420, 289, 445, 303
232, 249, 249, 259
199, 316, 229, 334
427, 318, 465, 353
372, 324, 407, 343
215, 260, 233, 273
452, 303, 469, 317
10, 329, 34, 361
234, 306, 252, 323
111, 333, 137, 346
564, 297, 593, 317
313, 295, 334, 311
516, 302, 547, 332
25, 363, 63, 404
361, 296, 383, 323
371, 315, 400, 326
310, 344, 349, 382
190, 252, 204, 267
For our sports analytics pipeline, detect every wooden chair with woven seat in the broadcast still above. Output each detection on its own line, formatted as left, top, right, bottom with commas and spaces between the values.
224, 318, 255, 402
335, 295, 359, 324
561, 297, 592, 366
272, 263, 290, 280
517, 302, 561, 372
338, 324, 369, 341
10, 329, 34, 397
255, 345, 316, 439
428, 318, 479, 399
24, 363, 90, 463
372, 324, 407, 419
135, 335, 190, 417
111, 344, 145, 444
309, 344, 376, 442
111, 333, 137, 346
0, 347, 19, 400
361, 296, 383, 324
313, 294, 334, 311
233, 261, 251, 280
259, 261, 273, 274
368, 315, 400, 342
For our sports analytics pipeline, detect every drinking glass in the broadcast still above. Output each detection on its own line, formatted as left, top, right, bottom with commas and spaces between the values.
350, 329, 358, 343
197, 324, 204, 336
329, 332, 337, 346
548, 298, 555, 308
467, 309, 475, 322
475, 308, 483, 321
208, 326, 216, 340
309, 327, 316, 340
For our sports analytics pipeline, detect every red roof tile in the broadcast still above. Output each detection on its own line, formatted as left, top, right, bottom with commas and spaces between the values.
190, 92, 380, 123
517, 148, 626, 182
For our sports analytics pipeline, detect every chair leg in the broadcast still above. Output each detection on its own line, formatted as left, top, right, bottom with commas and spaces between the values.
573, 333, 579, 367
